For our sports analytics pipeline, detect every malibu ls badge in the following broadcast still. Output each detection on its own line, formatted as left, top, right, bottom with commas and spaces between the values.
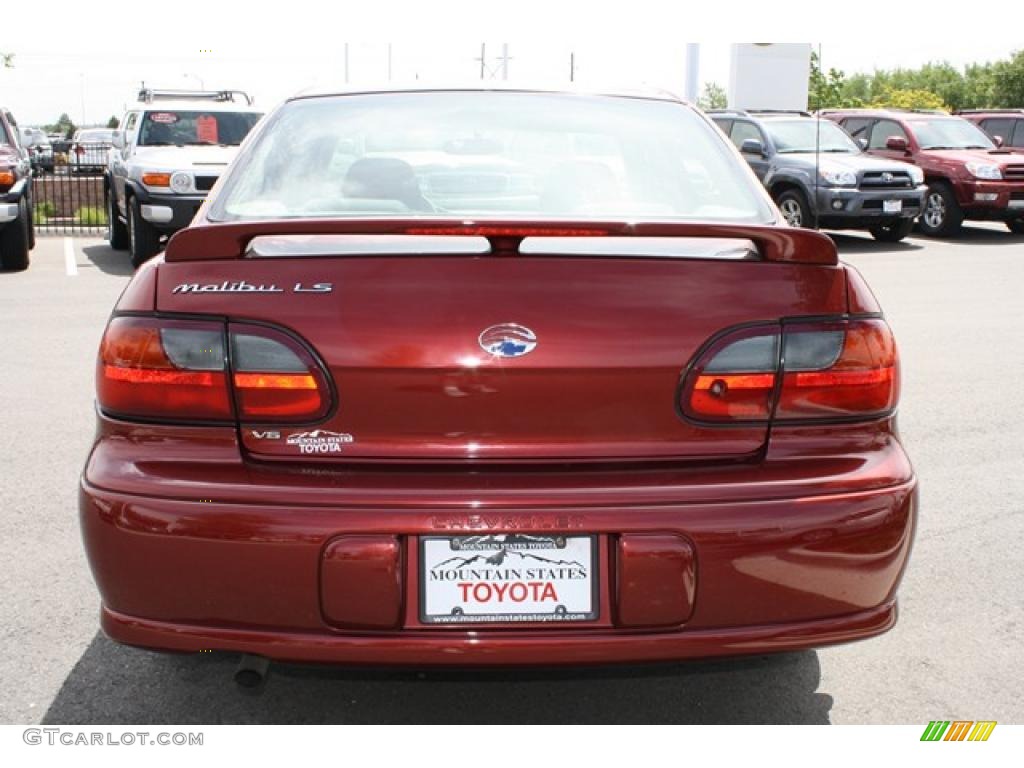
172, 281, 333, 294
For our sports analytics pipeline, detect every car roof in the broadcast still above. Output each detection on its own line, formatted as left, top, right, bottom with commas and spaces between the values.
287, 81, 687, 105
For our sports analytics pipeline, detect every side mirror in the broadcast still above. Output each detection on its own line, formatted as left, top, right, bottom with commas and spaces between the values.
111, 132, 124, 149
993, 135, 1004, 148
740, 138, 765, 156
857, 137, 868, 150
885, 136, 909, 152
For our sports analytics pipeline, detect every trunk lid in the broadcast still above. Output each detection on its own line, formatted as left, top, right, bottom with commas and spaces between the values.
157, 222, 845, 463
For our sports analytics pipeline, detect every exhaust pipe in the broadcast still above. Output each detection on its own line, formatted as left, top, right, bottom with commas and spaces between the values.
234, 654, 270, 690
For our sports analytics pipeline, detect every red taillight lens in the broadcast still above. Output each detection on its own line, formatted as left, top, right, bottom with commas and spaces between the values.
97, 317, 332, 424
682, 318, 899, 423
97, 317, 232, 420
229, 324, 331, 422
776, 319, 898, 419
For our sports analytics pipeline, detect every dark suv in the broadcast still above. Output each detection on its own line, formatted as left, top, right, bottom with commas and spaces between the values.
956, 110, 1024, 155
824, 109, 1024, 236
0, 107, 35, 271
711, 110, 925, 242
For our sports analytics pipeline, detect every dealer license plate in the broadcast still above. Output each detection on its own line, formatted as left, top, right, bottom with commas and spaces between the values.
420, 534, 597, 624
883, 200, 903, 214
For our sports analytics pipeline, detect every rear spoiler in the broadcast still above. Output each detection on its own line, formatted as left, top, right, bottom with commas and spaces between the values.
164, 219, 837, 265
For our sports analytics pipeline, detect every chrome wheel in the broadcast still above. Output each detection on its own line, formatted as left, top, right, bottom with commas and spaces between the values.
923, 192, 945, 229
779, 198, 803, 227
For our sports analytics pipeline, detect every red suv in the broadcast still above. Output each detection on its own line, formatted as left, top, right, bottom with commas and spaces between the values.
823, 109, 1024, 236
80, 88, 916, 673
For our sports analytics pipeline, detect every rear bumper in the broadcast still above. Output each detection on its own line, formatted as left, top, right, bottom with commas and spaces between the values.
80, 420, 918, 666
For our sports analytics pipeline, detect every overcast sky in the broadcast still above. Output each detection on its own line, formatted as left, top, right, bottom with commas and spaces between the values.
2, 3, 1019, 126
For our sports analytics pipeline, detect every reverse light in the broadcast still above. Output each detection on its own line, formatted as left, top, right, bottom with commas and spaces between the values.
682, 318, 899, 423
141, 172, 172, 187
97, 317, 332, 423
965, 162, 1002, 180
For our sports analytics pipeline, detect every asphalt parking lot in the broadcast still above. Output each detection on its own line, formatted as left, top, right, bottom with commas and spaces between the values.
1, 226, 1022, 725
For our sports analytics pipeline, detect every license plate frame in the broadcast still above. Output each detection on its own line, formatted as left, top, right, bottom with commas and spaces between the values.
883, 199, 903, 214
419, 534, 599, 625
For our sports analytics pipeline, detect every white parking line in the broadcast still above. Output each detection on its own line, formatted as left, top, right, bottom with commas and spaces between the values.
63, 237, 78, 276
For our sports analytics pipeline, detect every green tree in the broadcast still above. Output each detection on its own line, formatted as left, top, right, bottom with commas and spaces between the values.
697, 81, 728, 110
47, 113, 77, 139
991, 50, 1024, 107
106, 115, 120, 129
808, 51, 862, 110
1, 52, 13, 68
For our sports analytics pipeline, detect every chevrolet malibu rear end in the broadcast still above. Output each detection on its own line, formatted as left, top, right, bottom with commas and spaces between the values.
80, 88, 917, 667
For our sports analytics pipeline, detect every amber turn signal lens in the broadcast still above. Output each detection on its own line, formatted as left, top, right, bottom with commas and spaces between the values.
141, 172, 171, 187
0, 170, 15, 187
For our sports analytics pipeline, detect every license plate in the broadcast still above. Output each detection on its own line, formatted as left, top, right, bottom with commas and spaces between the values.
420, 534, 597, 624
1009, 200, 1024, 209
883, 200, 903, 213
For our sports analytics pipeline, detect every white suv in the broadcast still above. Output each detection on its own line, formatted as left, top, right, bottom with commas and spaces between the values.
105, 89, 263, 266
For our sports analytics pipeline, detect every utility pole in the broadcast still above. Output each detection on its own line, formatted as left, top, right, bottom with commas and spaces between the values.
569, 52, 577, 82
388, 43, 393, 81
497, 43, 511, 80
476, 43, 486, 80
344, 43, 349, 84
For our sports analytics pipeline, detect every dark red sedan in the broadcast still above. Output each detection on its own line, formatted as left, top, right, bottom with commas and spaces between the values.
80, 87, 916, 669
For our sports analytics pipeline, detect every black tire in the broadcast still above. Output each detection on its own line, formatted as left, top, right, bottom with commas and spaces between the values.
1007, 219, 1024, 235
26, 194, 36, 251
107, 187, 129, 250
775, 189, 813, 229
918, 182, 963, 237
127, 196, 160, 268
0, 197, 31, 271
869, 217, 915, 243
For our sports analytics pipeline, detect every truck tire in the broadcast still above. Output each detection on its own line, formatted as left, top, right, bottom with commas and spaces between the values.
870, 218, 915, 243
1007, 219, 1024, 234
918, 182, 963, 237
0, 197, 31, 271
107, 187, 129, 250
128, 196, 160, 268
775, 189, 813, 229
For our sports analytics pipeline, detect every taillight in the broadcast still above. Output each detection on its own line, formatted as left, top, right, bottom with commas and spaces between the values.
96, 317, 332, 424
682, 318, 899, 423
98, 317, 232, 421
229, 323, 331, 422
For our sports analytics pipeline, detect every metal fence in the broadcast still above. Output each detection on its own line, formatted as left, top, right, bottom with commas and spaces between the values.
31, 142, 110, 235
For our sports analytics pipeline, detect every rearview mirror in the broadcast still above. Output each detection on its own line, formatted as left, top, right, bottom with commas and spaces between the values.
740, 138, 765, 156
885, 136, 909, 152
111, 132, 124, 149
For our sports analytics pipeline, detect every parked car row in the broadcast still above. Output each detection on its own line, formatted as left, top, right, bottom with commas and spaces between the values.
715, 107, 1024, 239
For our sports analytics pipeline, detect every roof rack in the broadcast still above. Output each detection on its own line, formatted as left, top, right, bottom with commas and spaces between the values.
705, 109, 748, 117
954, 108, 1024, 115
136, 88, 254, 105
746, 109, 813, 117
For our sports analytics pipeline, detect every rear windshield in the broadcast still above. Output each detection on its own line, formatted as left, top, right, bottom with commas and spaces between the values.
211, 91, 773, 223
909, 118, 994, 150
140, 111, 262, 147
